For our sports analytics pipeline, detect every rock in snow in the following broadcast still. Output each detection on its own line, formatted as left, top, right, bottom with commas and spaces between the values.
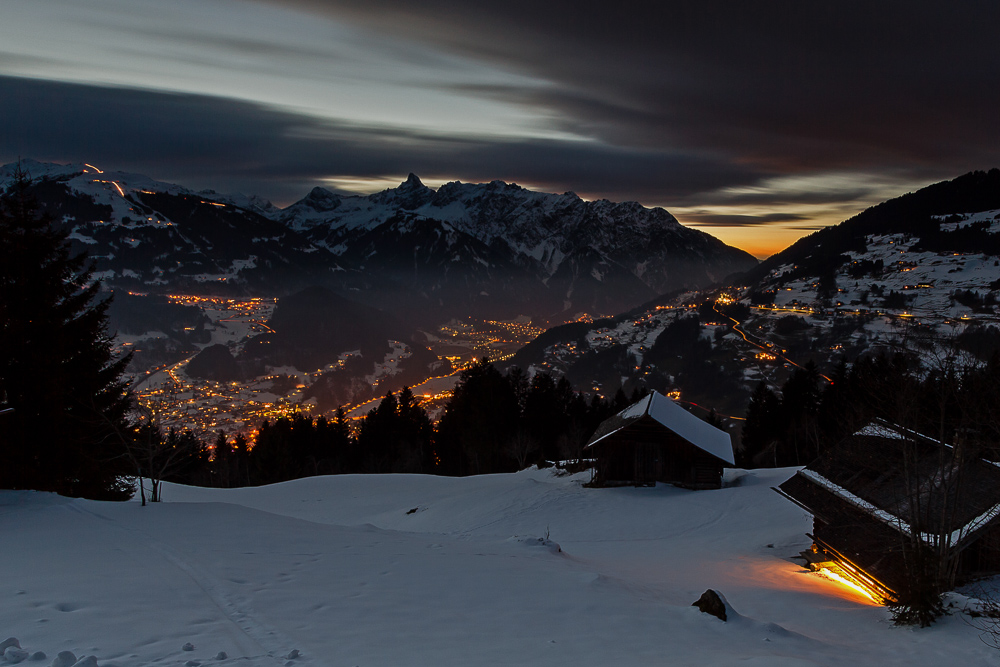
4, 647, 29, 664
50, 651, 76, 667
0, 638, 21, 652
693, 589, 729, 621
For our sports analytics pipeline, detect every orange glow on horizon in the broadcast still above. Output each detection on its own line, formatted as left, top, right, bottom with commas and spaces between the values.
683, 223, 811, 260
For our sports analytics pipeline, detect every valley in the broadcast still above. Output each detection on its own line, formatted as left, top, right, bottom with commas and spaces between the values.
8, 162, 1000, 452
125, 293, 548, 439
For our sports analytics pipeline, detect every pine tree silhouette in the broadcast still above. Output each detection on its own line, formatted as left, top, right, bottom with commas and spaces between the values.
0, 164, 134, 498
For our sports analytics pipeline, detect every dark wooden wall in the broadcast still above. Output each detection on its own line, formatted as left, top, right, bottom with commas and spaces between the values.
591, 418, 723, 489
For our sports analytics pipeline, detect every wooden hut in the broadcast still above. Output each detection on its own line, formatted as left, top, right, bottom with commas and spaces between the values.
776, 420, 1000, 603
585, 391, 734, 489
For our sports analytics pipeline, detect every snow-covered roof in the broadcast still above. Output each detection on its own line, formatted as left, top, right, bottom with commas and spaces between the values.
852, 420, 942, 445
798, 467, 1000, 547
586, 391, 735, 465
780, 419, 1000, 548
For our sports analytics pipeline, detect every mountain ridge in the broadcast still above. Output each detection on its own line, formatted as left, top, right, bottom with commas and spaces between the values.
1, 161, 757, 323
735, 168, 1000, 287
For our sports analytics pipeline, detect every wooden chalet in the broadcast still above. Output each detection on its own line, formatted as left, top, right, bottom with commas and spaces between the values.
585, 391, 735, 489
776, 420, 1000, 604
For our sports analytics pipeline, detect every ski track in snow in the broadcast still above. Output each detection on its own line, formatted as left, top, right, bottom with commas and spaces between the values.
3, 468, 997, 666
63, 501, 295, 666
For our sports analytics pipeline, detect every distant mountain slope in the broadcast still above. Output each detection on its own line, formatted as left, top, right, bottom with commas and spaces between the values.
738, 169, 1000, 286
1, 160, 341, 294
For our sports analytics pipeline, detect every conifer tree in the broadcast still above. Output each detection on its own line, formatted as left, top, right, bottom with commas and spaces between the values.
0, 165, 133, 498
739, 381, 781, 467
436, 358, 519, 475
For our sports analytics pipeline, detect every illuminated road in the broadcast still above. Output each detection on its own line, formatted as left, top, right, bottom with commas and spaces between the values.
714, 299, 833, 384
132, 361, 174, 389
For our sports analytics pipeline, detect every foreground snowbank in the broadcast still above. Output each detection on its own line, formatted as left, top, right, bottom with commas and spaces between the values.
0, 468, 994, 666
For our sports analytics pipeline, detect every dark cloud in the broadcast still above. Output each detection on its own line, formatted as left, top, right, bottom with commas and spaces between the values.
0, 75, 758, 205
677, 213, 811, 228
7, 0, 999, 237
275, 1, 1000, 176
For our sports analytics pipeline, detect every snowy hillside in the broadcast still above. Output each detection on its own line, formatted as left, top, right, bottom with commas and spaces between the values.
1, 468, 994, 666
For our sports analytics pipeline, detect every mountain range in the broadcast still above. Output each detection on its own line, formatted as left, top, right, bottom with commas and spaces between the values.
1, 160, 756, 325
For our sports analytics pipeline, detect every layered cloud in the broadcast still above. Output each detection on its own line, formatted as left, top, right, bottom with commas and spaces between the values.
2, 1, 998, 255
0, 75, 757, 205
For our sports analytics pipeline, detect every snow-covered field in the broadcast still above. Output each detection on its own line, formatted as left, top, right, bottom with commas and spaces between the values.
1, 468, 994, 666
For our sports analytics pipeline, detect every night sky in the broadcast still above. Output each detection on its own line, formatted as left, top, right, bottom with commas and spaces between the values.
2, 1, 998, 257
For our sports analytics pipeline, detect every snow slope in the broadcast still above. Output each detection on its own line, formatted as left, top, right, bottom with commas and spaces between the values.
1, 468, 993, 666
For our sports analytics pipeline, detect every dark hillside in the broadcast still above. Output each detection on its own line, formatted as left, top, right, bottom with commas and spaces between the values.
737, 169, 1000, 284
240, 286, 409, 372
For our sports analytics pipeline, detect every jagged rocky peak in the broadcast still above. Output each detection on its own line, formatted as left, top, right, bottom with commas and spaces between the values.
401, 173, 425, 189
371, 173, 434, 209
